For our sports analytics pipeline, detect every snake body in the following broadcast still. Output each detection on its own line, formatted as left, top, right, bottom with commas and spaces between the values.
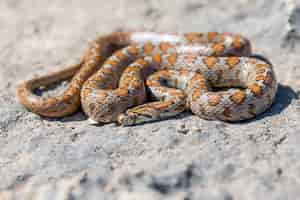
16, 32, 277, 125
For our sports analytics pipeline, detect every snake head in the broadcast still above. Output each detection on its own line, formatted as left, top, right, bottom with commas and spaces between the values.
81, 89, 129, 124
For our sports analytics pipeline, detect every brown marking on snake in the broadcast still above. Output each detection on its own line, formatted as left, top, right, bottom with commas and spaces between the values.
127, 45, 139, 56
105, 60, 119, 68
226, 57, 240, 68
222, 107, 232, 118
207, 32, 218, 42
152, 54, 161, 65
212, 43, 225, 54
256, 68, 266, 74
131, 79, 142, 89
249, 83, 262, 96
144, 42, 155, 55
167, 53, 178, 66
208, 93, 221, 106
230, 91, 246, 104
184, 32, 204, 43
256, 63, 270, 69
255, 74, 266, 81
117, 88, 129, 97
155, 101, 173, 110
191, 90, 202, 102
102, 67, 113, 75
203, 57, 218, 68
137, 58, 148, 66
159, 42, 171, 53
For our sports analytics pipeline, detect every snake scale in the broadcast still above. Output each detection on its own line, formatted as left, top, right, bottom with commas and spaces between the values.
16, 32, 278, 126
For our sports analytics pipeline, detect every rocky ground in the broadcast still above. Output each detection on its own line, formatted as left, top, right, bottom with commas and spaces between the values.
0, 0, 300, 199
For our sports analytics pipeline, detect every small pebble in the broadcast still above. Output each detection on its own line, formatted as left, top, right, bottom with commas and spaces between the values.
176, 122, 189, 134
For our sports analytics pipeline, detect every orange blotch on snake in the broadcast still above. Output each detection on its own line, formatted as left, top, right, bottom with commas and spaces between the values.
208, 93, 221, 106
159, 70, 172, 77
81, 87, 92, 97
47, 97, 58, 106
203, 57, 218, 68
155, 101, 172, 110
190, 75, 201, 85
94, 54, 102, 61
102, 67, 113, 75
66, 86, 79, 95
152, 54, 161, 64
256, 68, 266, 74
256, 73, 273, 85
127, 46, 139, 56
137, 59, 148, 66
256, 63, 270, 69
184, 32, 204, 43
143, 42, 155, 55
117, 89, 129, 97
230, 91, 246, 104
61, 95, 74, 105
191, 74, 207, 87
125, 65, 140, 73
226, 57, 240, 68
167, 53, 177, 66
105, 60, 118, 67
249, 83, 262, 96
212, 44, 225, 54
146, 79, 160, 87
255, 74, 266, 81
207, 32, 218, 42
120, 76, 132, 86
159, 42, 171, 53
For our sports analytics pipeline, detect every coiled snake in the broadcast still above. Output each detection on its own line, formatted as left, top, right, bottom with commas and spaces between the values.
16, 32, 277, 126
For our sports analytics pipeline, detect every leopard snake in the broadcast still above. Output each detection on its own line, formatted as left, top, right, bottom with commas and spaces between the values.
16, 32, 277, 126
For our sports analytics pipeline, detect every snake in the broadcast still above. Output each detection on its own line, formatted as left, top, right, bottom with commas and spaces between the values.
16, 31, 278, 126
